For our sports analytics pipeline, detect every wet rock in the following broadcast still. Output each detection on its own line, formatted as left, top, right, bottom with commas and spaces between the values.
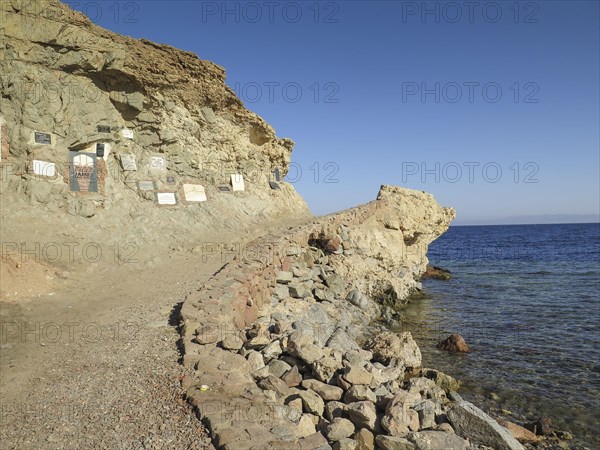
375, 435, 415, 450
407, 431, 468, 449
281, 366, 303, 387
365, 331, 422, 368
302, 379, 344, 401
498, 420, 538, 444
436, 334, 469, 353
354, 428, 374, 450
421, 265, 451, 281
325, 401, 346, 421
324, 418, 355, 442
421, 368, 460, 392
346, 401, 377, 431
221, 334, 244, 351
344, 386, 376, 403
447, 401, 524, 450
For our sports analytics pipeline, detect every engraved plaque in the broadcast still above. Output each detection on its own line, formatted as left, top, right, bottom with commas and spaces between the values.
34, 132, 52, 145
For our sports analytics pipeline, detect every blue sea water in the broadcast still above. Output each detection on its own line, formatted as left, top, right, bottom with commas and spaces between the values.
402, 223, 600, 448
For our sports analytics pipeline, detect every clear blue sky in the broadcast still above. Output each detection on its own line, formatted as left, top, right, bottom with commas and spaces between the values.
70, 1, 599, 224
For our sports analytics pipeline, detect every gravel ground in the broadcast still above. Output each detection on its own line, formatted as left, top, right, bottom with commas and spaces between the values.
0, 253, 221, 449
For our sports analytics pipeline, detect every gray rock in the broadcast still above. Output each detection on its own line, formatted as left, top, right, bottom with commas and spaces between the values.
262, 340, 283, 361
273, 284, 290, 300
276, 271, 294, 284
333, 438, 358, 450
346, 401, 377, 431
287, 332, 325, 364
413, 400, 437, 429
381, 391, 422, 436
289, 283, 311, 299
293, 389, 325, 416
324, 401, 346, 421
302, 379, 344, 401
375, 435, 415, 450
421, 368, 460, 393
447, 401, 524, 450
268, 359, 292, 378
246, 351, 265, 372
324, 418, 355, 442
326, 329, 360, 354
312, 356, 344, 383
346, 290, 369, 309
344, 385, 376, 403
407, 431, 468, 449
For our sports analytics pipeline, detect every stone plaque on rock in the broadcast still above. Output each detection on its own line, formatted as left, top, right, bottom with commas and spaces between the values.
34, 132, 52, 145
120, 154, 137, 171
97, 125, 111, 133
32, 160, 56, 177
231, 173, 245, 192
150, 156, 166, 170
183, 184, 207, 202
157, 192, 177, 205
96, 143, 105, 158
274, 168, 281, 182
69, 152, 98, 192
218, 185, 231, 192
121, 128, 134, 140
138, 181, 155, 191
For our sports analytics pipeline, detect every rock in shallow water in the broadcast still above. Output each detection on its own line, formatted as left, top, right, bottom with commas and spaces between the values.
436, 334, 469, 353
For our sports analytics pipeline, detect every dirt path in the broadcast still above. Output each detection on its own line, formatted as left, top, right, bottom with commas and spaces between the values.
0, 251, 226, 449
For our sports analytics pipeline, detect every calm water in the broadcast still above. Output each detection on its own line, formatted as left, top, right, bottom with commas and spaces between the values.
401, 223, 600, 448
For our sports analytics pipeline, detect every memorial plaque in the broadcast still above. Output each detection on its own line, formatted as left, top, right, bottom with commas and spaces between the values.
231, 173, 245, 192
274, 168, 281, 182
69, 152, 98, 192
121, 128, 134, 140
96, 143, 105, 158
120, 154, 137, 171
183, 184, 207, 202
97, 125, 111, 133
138, 181, 155, 191
269, 181, 281, 190
34, 132, 52, 145
150, 156, 166, 170
218, 185, 231, 192
166, 176, 176, 185
32, 160, 56, 177
157, 192, 177, 205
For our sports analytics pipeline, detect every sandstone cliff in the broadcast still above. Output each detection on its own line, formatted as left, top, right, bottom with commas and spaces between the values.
0, 0, 311, 243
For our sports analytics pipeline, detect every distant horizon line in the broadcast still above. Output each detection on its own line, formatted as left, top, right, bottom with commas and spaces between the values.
451, 221, 599, 227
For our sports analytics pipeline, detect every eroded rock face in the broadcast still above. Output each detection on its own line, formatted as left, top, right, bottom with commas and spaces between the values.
1, 0, 310, 238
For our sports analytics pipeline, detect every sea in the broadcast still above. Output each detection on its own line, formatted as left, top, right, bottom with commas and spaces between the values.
401, 223, 600, 448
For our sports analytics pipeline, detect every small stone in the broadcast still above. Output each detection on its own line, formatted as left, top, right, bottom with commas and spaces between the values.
262, 340, 283, 361
221, 334, 244, 351
344, 386, 376, 403
324, 418, 355, 442
302, 379, 344, 401
325, 401, 347, 421
294, 389, 325, 416
289, 283, 311, 299
333, 438, 358, 450
247, 351, 265, 372
313, 356, 343, 383
346, 401, 377, 431
258, 375, 290, 396
287, 332, 325, 364
436, 334, 469, 353
343, 365, 373, 386
296, 414, 317, 437
413, 400, 437, 429
287, 397, 303, 414
281, 366, 303, 387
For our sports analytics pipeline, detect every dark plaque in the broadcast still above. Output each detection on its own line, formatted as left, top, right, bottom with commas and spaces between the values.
166, 176, 176, 185
269, 181, 281, 190
96, 143, 105, 157
97, 125, 111, 133
218, 185, 231, 192
34, 132, 52, 145
274, 168, 281, 182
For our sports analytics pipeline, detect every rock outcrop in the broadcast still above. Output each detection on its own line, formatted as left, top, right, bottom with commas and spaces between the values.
1, 0, 310, 245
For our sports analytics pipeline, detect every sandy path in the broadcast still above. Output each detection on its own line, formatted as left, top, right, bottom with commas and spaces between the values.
0, 251, 226, 449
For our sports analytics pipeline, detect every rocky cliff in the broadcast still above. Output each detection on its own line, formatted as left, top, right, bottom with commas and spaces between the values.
0, 0, 310, 243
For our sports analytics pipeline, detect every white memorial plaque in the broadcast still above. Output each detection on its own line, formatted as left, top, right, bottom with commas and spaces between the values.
121, 128, 134, 140
150, 156, 166, 170
183, 184, 207, 202
120, 154, 137, 171
157, 192, 177, 205
33, 160, 56, 177
231, 173, 245, 192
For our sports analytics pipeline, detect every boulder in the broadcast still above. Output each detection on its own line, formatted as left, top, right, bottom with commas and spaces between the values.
365, 331, 422, 368
324, 418, 355, 442
421, 265, 451, 281
302, 379, 344, 401
326, 329, 360, 354
276, 271, 294, 284
421, 368, 460, 392
381, 390, 421, 436
281, 366, 303, 387
346, 290, 369, 309
246, 351, 265, 372
498, 420, 538, 444
262, 340, 283, 361
354, 428, 374, 450
407, 431, 468, 449
221, 334, 244, 351
296, 414, 317, 438
289, 283, 311, 299
258, 375, 290, 396
375, 435, 415, 450
342, 364, 373, 386
344, 386, 376, 403
436, 334, 469, 353
267, 359, 292, 378
293, 389, 325, 416
447, 401, 524, 450
346, 401, 377, 431
312, 356, 343, 383
413, 400, 436, 429
333, 438, 358, 450
324, 401, 346, 421
287, 332, 325, 364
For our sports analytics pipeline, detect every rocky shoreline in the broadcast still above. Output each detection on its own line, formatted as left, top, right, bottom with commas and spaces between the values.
174, 186, 578, 450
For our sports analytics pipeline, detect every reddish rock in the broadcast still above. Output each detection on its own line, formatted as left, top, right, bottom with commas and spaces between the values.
437, 334, 469, 353
498, 420, 538, 443
526, 417, 554, 436
421, 265, 451, 280
323, 237, 341, 253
